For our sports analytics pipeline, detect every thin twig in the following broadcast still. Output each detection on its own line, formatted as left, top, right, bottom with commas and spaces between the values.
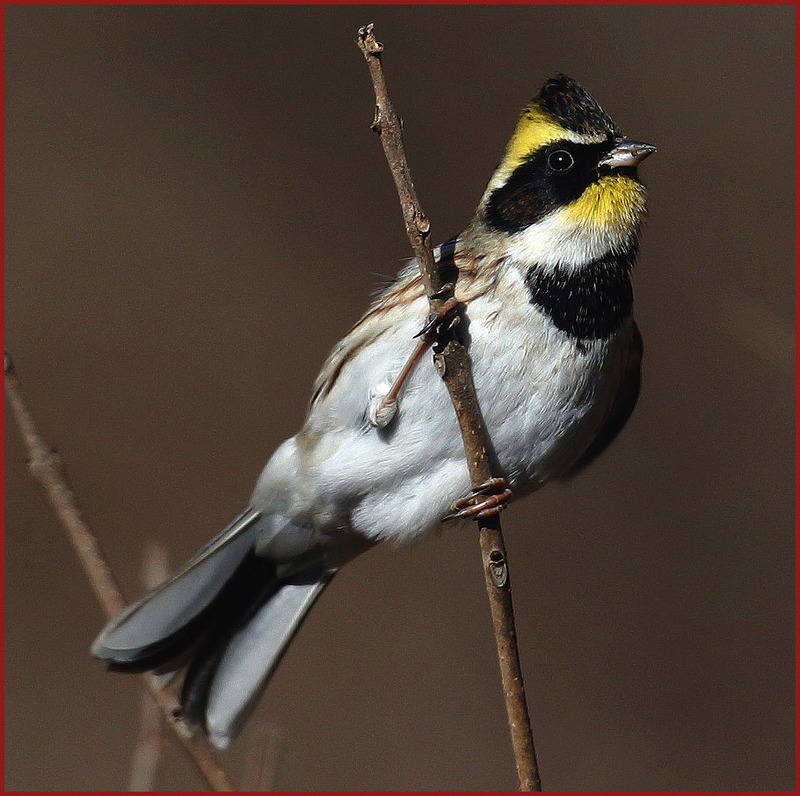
4, 352, 235, 792
242, 720, 284, 791
129, 680, 164, 791
128, 543, 170, 791
356, 25, 542, 791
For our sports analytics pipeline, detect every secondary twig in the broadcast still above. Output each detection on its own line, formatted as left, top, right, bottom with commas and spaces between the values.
357, 25, 542, 791
128, 543, 170, 791
4, 353, 235, 792
129, 674, 165, 791
242, 720, 284, 791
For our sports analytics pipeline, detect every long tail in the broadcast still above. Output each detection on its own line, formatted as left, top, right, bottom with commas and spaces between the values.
91, 509, 333, 748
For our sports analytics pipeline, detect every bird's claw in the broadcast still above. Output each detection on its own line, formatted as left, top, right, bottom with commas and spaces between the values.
414, 294, 461, 339
430, 282, 455, 301
444, 477, 512, 521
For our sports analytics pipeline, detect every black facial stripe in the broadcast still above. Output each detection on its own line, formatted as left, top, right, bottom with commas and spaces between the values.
525, 249, 636, 341
485, 139, 615, 233
537, 74, 619, 136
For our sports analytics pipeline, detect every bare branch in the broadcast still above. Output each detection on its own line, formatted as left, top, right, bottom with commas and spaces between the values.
129, 683, 164, 792
242, 720, 284, 791
356, 25, 542, 791
4, 353, 236, 792
128, 543, 170, 791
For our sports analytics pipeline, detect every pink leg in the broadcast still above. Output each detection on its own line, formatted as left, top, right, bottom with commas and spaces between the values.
370, 296, 460, 428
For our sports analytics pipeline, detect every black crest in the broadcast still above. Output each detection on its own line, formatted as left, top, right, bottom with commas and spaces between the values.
536, 74, 618, 137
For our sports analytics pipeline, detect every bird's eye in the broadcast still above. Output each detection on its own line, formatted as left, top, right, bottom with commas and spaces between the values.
547, 150, 574, 172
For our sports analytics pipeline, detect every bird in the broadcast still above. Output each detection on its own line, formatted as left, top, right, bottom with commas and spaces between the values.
92, 73, 656, 749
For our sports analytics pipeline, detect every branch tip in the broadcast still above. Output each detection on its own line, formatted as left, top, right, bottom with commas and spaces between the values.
357, 23, 383, 56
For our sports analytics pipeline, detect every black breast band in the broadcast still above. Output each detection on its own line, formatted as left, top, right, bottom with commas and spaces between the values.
525, 249, 635, 340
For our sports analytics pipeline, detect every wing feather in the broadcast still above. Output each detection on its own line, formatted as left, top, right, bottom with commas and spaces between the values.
561, 321, 643, 479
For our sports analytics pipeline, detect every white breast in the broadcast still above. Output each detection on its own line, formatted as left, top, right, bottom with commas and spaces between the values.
253, 266, 633, 546
466, 266, 632, 491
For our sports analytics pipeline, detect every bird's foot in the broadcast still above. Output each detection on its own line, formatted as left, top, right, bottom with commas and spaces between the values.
414, 288, 460, 340
444, 477, 512, 521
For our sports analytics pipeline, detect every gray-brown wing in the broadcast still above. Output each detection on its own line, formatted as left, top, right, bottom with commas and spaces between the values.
561, 321, 643, 480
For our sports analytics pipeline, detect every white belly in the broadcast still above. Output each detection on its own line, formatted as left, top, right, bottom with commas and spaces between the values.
253, 268, 633, 545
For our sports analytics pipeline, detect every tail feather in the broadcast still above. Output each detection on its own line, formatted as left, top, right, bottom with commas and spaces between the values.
91, 509, 262, 670
205, 569, 334, 748
180, 552, 280, 726
91, 507, 335, 747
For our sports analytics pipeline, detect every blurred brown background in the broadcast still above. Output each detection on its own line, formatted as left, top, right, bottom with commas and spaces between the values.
5, 5, 794, 791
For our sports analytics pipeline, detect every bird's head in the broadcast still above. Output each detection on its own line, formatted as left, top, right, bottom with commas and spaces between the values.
475, 74, 656, 269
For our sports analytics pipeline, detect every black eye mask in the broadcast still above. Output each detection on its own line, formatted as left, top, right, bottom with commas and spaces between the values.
485, 139, 616, 233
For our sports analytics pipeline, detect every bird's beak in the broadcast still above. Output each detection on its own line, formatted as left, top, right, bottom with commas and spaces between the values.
599, 138, 657, 169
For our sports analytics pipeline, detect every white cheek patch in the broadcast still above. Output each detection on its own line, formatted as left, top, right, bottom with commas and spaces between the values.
503, 206, 635, 274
